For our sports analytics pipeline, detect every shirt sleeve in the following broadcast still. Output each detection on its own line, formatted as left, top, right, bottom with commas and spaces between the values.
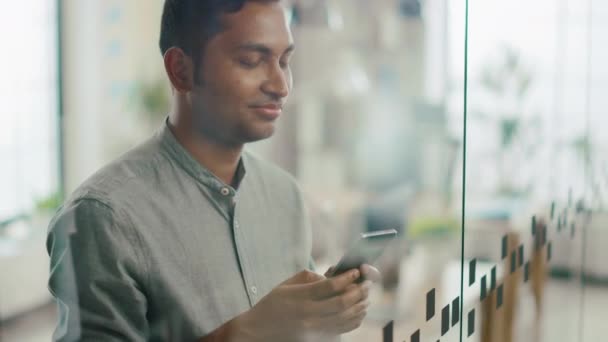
46, 198, 149, 341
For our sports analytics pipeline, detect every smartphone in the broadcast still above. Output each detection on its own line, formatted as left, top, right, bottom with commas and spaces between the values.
327, 229, 398, 278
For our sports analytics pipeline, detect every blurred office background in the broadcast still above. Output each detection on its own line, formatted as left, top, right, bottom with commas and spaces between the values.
1, 0, 607, 341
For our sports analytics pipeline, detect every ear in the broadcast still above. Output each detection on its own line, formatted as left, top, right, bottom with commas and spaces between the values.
163, 47, 195, 92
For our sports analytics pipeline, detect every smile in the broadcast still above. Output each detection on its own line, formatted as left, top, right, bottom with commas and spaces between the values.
250, 104, 282, 120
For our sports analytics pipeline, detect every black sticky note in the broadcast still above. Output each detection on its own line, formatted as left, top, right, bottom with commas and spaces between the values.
441, 305, 450, 336
490, 266, 496, 290
469, 259, 476, 286
511, 251, 516, 273
467, 309, 475, 337
383, 321, 393, 342
532, 215, 536, 235
548, 242, 552, 261
497, 284, 504, 309
426, 288, 435, 321
502, 235, 508, 259
452, 297, 460, 326
411, 329, 420, 342
524, 261, 530, 282
480, 275, 487, 300
518, 244, 524, 267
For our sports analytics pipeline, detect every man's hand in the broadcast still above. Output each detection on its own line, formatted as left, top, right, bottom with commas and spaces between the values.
324, 264, 381, 283
233, 268, 373, 341
360, 264, 381, 283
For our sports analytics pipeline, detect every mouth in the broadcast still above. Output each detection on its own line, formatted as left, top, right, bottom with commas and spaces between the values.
249, 103, 283, 120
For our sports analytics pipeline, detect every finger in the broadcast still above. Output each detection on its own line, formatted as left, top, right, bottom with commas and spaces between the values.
324, 265, 336, 277
333, 310, 367, 334
282, 269, 324, 286
360, 264, 382, 283
320, 301, 369, 334
309, 269, 360, 299
318, 281, 372, 315
344, 283, 358, 292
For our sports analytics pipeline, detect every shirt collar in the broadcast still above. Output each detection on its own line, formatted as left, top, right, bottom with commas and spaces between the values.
156, 117, 247, 196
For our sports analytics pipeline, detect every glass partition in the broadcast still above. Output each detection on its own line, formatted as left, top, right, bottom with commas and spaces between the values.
462, 1, 605, 342
268, 1, 468, 341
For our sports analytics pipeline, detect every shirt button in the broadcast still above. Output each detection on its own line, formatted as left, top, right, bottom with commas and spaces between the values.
250, 286, 257, 294
220, 187, 230, 196
234, 221, 240, 228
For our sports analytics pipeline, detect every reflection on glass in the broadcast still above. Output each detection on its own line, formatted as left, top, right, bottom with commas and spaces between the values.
463, 1, 606, 342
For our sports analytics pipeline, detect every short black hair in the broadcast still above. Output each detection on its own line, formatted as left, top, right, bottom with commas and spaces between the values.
159, 0, 279, 57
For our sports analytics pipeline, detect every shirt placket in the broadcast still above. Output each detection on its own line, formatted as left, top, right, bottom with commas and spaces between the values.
232, 203, 260, 306
217, 185, 258, 307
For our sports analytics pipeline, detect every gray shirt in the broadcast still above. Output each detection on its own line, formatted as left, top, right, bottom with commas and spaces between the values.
47, 122, 314, 341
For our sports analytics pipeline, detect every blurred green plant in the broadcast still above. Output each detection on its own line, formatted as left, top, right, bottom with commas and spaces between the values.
570, 134, 606, 207
476, 45, 541, 196
408, 216, 460, 240
479, 46, 533, 150
572, 134, 592, 167
34, 191, 62, 213
131, 77, 170, 122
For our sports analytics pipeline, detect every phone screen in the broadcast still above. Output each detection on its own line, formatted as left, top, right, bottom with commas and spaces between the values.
329, 229, 397, 277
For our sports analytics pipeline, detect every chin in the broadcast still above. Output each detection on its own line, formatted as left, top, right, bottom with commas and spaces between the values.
241, 125, 276, 143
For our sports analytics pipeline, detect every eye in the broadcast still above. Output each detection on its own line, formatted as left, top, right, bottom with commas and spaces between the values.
238, 57, 261, 69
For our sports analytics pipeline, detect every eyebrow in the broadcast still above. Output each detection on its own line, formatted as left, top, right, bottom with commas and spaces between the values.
235, 43, 295, 55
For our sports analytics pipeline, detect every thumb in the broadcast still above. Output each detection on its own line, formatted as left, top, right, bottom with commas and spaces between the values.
282, 270, 324, 285
324, 265, 337, 278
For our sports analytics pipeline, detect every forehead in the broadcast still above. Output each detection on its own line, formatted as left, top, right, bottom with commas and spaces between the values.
213, 2, 293, 52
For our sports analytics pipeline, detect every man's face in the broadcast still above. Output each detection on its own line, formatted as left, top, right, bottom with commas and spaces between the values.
190, 1, 294, 146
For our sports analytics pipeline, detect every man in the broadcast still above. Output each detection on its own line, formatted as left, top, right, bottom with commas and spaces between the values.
47, 0, 380, 341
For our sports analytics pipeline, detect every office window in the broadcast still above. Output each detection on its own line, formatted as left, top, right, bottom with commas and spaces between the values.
0, 0, 59, 220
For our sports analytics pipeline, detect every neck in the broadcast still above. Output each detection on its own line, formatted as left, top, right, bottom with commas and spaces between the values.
168, 104, 243, 186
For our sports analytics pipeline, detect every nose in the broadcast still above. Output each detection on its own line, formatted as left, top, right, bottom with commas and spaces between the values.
261, 63, 291, 99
